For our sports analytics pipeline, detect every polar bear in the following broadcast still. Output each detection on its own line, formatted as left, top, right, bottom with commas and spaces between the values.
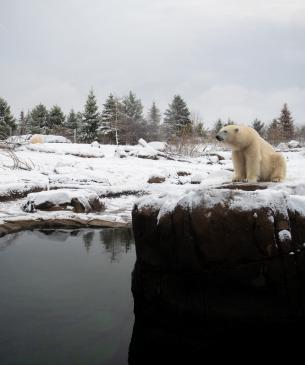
30, 134, 44, 144
216, 125, 286, 183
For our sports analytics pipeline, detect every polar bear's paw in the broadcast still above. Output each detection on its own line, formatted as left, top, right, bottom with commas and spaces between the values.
271, 177, 282, 183
232, 177, 244, 183
243, 178, 258, 183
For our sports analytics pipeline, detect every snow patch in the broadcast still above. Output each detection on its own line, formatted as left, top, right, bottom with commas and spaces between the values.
278, 230, 292, 242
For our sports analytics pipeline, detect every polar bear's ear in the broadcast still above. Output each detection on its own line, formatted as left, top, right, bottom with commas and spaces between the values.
234, 128, 239, 133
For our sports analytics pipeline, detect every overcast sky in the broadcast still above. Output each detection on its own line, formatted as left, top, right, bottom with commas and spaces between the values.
1, 0, 305, 127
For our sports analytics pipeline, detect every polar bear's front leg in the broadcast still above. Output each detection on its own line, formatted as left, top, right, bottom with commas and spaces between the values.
232, 151, 246, 182
244, 149, 261, 183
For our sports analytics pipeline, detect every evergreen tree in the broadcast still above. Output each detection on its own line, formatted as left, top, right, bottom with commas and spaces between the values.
99, 93, 118, 143
80, 89, 101, 143
194, 122, 207, 137
148, 102, 161, 126
251, 118, 265, 136
191, 113, 207, 138
267, 119, 282, 145
278, 103, 294, 141
18, 111, 26, 135
224, 118, 234, 126
147, 101, 161, 140
30, 104, 49, 134
0, 97, 16, 139
163, 95, 191, 137
119, 91, 145, 144
18, 110, 32, 135
213, 119, 224, 134
121, 91, 144, 122
65, 109, 79, 130
48, 105, 65, 130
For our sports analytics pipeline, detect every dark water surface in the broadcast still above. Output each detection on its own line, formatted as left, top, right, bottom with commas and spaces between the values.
0, 229, 135, 365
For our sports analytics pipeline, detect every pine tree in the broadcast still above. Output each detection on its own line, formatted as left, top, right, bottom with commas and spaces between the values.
213, 119, 224, 134
99, 93, 118, 143
148, 102, 161, 126
80, 89, 101, 143
190, 113, 207, 138
147, 102, 161, 140
30, 104, 49, 134
251, 118, 265, 136
224, 118, 234, 126
0, 97, 16, 139
267, 119, 282, 145
119, 91, 144, 144
18, 111, 27, 135
163, 95, 191, 137
121, 91, 143, 122
65, 109, 79, 130
48, 105, 65, 130
278, 103, 294, 141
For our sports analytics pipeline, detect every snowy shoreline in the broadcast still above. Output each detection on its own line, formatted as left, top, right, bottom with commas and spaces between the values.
1, 142, 305, 237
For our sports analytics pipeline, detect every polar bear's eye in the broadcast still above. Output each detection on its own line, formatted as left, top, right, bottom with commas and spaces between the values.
224, 131, 228, 133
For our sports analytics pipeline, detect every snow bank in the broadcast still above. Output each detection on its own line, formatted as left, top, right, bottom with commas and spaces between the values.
43, 135, 72, 143
148, 141, 167, 152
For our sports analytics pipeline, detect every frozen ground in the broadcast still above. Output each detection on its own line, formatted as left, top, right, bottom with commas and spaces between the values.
0, 141, 304, 231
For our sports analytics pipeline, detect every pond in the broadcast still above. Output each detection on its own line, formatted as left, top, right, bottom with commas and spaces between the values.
0, 228, 135, 365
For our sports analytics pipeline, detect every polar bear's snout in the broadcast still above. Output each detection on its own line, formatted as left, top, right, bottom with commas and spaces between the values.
216, 134, 223, 141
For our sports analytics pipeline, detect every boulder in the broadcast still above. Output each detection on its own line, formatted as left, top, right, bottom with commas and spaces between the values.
132, 188, 305, 329
147, 175, 166, 184
288, 140, 301, 148
22, 189, 105, 213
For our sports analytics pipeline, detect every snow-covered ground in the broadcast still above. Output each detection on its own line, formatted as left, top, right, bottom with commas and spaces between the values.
0, 141, 304, 232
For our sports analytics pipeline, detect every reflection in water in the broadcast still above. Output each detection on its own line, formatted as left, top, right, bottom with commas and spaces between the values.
100, 228, 133, 263
15, 228, 134, 262
83, 231, 94, 252
0, 232, 20, 251
0, 229, 135, 365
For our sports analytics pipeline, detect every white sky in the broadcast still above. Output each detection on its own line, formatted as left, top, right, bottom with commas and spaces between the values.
1, 0, 305, 126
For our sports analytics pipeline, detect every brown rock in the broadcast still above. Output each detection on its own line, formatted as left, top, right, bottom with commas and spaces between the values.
147, 176, 166, 184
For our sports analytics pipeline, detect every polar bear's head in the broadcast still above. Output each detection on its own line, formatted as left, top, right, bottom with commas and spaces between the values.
216, 125, 240, 144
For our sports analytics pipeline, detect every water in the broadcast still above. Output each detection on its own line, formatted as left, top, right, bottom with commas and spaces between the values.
0, 228, 135, 365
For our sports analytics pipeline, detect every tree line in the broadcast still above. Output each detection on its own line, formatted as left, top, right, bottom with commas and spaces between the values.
212, 104, 297, 144
0, 90, 301, 145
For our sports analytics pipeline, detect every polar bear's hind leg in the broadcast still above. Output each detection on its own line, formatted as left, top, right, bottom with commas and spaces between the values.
270, 153, 286, 182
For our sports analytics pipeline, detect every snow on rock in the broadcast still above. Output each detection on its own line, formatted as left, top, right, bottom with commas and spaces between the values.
278, 230, 292, 242
288, 140, 301, 149
114, 146, 127, 158
287, 195, 305, 216
49, 172, 110, 187
138, 138, 149, 148
191, 174, 205, 184
0, 171, 49, 202
6, 135, 32, 143
91, 141, 100, 148
22, 189, 104, 213
136, 188, 291, 223
23, 143, 105, 158
128, 147, 159, 160
148, 141, 167, 152
43, 135, 71, 143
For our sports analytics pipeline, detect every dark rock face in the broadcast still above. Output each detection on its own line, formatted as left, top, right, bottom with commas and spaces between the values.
130, 189, 305, 361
